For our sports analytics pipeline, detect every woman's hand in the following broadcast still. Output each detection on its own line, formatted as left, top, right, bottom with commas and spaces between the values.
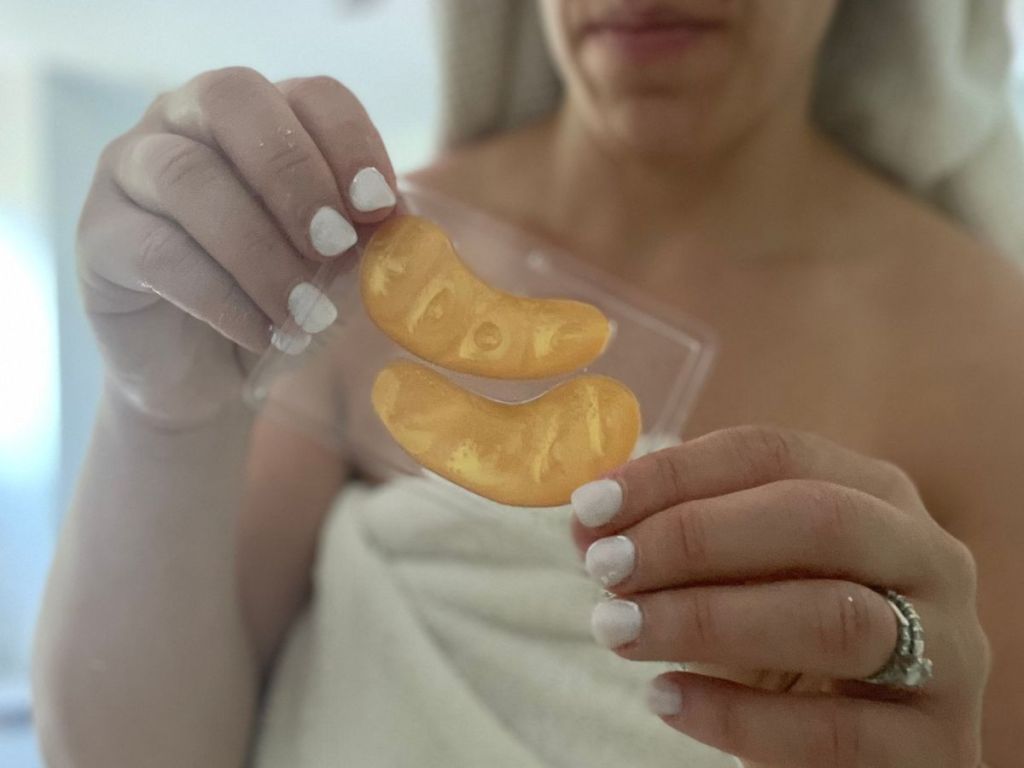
571, 426, 989, 767
78, 67, 397, 427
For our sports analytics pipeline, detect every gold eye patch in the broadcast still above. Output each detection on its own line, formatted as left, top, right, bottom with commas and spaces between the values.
362, 215, 639, 504
361, 216, 611, 379
371, 360, 641, 507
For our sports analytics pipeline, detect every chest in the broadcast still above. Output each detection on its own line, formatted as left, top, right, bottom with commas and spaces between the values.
591, 247, 908, 462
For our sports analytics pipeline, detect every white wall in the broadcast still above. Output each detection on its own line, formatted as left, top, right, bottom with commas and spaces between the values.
0, 0, 441, 171
0, 56, 42, 217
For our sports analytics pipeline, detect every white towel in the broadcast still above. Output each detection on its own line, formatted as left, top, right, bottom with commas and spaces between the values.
434, 0, 1024, 262
254, 469, 735, 767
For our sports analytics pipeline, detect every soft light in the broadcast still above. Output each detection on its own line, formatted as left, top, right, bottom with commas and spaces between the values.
0, 212, 58, 482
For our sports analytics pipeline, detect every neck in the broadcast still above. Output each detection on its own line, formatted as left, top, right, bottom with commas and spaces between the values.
531, 90, 835, 264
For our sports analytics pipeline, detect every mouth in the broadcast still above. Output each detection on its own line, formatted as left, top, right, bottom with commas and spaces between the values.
581, 7, 728, 58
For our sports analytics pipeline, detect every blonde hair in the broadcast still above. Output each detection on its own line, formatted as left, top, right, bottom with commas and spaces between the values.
434, 0, 1024, 261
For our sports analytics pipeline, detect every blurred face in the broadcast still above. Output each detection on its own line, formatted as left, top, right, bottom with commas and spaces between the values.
538, 0, 840, 159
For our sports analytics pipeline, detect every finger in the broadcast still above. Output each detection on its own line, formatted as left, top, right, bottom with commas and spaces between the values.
164, 67, 358, 260
82, 202, 272, 352
583, 480, 937, 594
115, 133, 338, 340
647, 673, 944, 767
278, 77, 397, 224
592, 580, 898, 679
571, 425, 922, 533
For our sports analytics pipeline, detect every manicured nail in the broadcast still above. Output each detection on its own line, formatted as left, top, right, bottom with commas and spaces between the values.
572, 479, 622, 527
585, 536, 635, 587
288, 282, 337, 334
271, 327, 312, 355
591, 599, 642, 648
349, 167, 396, 212
309, 206, 357, 257
646, 677, 683, 716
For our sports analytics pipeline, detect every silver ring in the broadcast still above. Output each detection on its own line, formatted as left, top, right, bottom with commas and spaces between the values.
862, 590, 933, 689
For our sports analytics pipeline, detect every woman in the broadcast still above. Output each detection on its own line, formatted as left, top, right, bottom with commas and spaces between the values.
33, 1, 1024, 765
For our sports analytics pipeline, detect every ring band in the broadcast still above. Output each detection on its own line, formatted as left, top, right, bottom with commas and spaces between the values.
862, 590, 933, 689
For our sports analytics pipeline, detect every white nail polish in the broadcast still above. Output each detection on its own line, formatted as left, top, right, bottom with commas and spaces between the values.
646, 678, 683, 716
309, 206, 357, 257
585, 536, 636, 587
591, 599, 642, 648
572, 479, 623, 528
288, 282, 337, 334
271, 327, 312, 355
348, 167, 396, 212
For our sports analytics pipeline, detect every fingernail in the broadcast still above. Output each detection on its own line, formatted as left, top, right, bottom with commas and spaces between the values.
585, 536, 635, 587
309, 206, 357, 257
288, 282, 337, 334
572, 479, 622, 528
646, 677, 683, 716
349, 167, 396, 212
591, 599, 642, 648
271, 327, 312, 355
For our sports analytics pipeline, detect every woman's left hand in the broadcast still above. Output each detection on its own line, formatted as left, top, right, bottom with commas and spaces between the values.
571, 426, 990, 768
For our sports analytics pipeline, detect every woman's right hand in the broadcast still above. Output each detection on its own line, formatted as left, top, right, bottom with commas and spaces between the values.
78, 67, 398, 427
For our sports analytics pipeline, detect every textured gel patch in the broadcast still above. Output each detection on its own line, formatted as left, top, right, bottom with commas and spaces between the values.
371, 360, 641, 507
361, 216, 611, 379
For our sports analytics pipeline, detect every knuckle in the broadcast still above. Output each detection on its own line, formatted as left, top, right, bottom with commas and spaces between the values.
652, 448, 688, 501
710, 693, 745, 751
136, 225, 184, 284
288, 74, 354, 104
141, 92, 170, 123
207, 65, 266, 90
874, 458, 908, 487
98, 134, 129, 170
144, 137, 219, 199
874, 459, 920, 506
809, 700, 863, 768
803, 481, 856, 554
196, 66, 268, 110
210, 281, 253, 328
930, 532, 980, 604
232, 227, 282, 275
728, 425, 798, 483
672, 506, 710, 573
335, 112, 375, 135
814, 583, 877, 664
683, 589, 721, 650
260, 142, 315, 181
946, 537, 979, 596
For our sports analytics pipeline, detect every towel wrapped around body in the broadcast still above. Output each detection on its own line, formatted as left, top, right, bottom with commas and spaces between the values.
254, 446, 736, 767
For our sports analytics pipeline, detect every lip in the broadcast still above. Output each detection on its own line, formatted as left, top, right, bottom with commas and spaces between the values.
581, 10, 728, 60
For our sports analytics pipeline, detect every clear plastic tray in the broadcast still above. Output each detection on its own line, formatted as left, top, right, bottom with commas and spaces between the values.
244, 183, 716, 492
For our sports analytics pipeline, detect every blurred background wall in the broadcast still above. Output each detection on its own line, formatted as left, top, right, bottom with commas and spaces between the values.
0, 1, 438, 764
2, 1, 1024, 766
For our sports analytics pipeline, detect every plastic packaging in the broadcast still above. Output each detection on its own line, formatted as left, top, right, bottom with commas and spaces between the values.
244, 183, 715, 499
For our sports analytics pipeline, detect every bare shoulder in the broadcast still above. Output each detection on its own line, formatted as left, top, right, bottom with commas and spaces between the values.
882, 184, 1021, 369
405, 138, 496, 196
405, 120, 552, 224
843, 163, 1024, 518
819, 145, 1022, 362
834, 154, 1024, 332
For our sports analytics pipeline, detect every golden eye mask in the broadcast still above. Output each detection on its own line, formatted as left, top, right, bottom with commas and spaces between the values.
361, 216, 611, 379
371, 360, 641, 507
